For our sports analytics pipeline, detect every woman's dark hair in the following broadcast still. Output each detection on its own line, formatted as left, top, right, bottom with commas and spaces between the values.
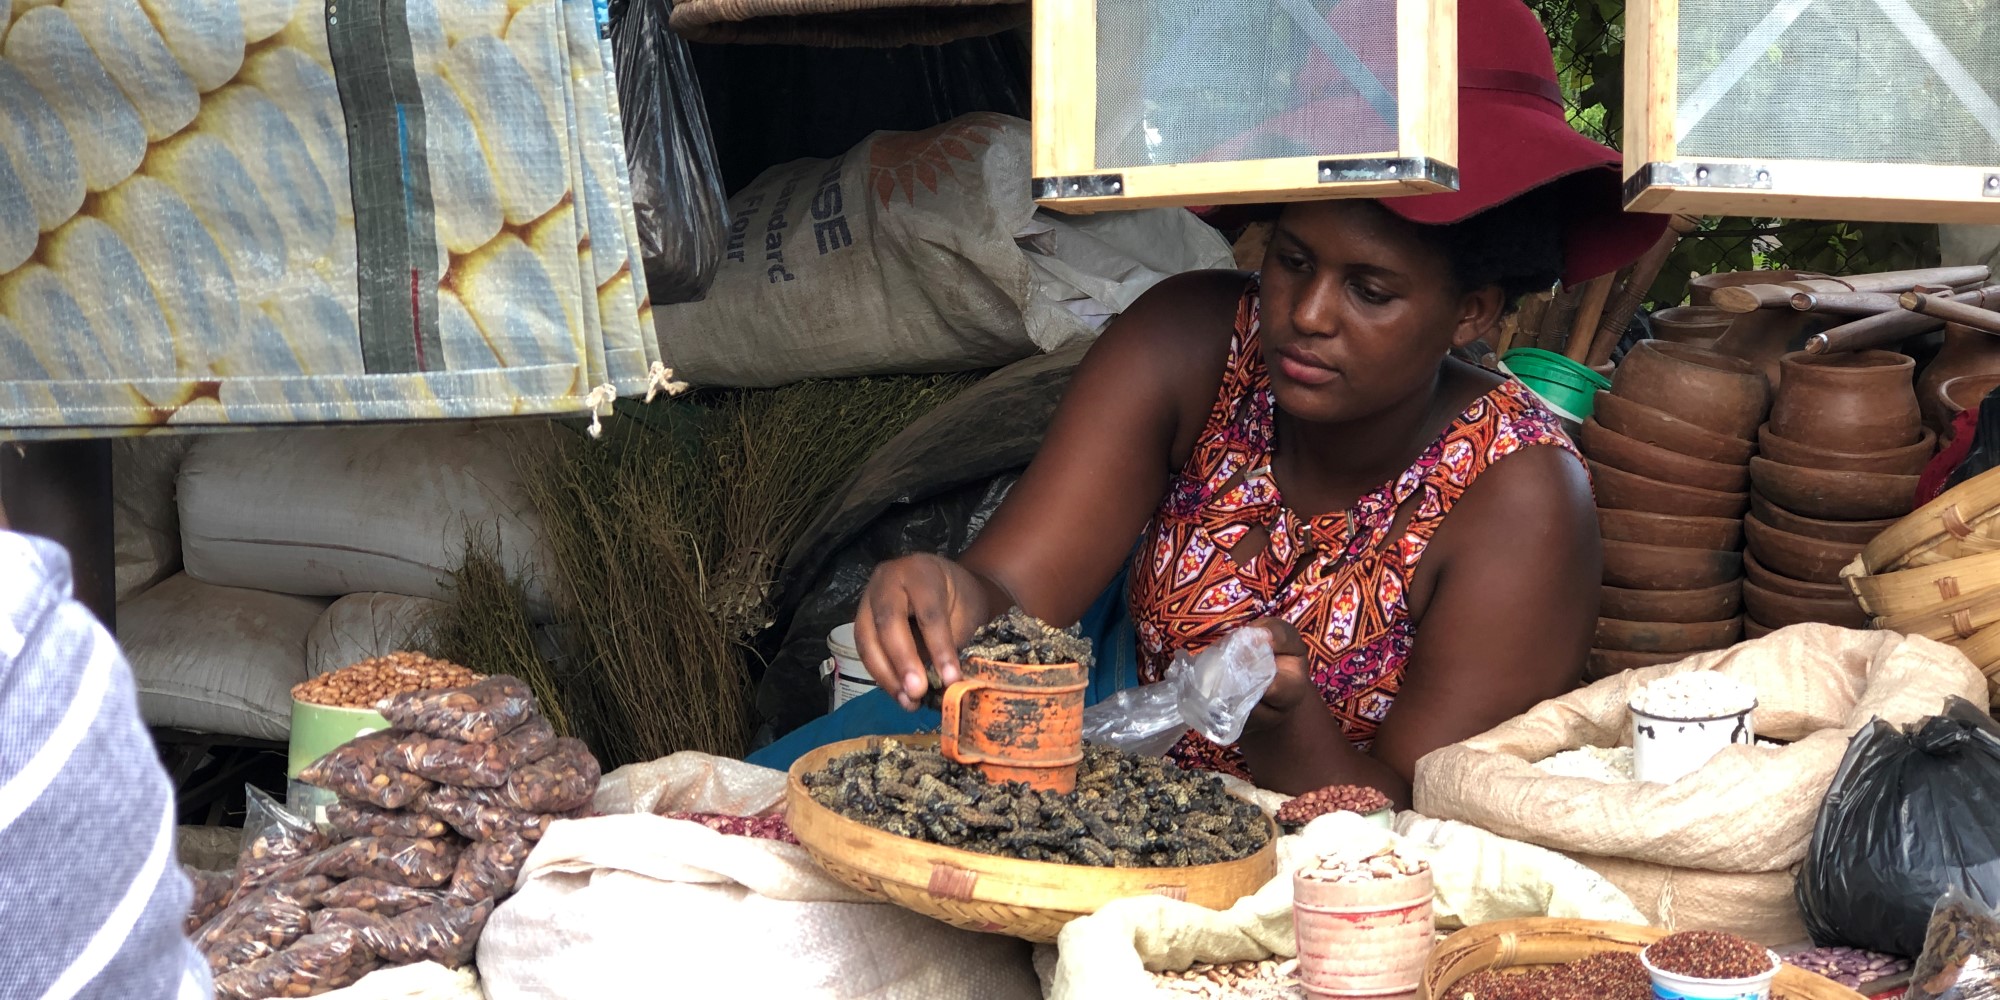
1411, 185, 1568, 312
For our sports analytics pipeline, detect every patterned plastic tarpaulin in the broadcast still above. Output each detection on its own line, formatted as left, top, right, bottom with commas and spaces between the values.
0, 0, 664, 438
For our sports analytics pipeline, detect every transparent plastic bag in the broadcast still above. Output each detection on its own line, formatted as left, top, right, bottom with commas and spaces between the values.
383, 716, 556, 788
1908, 888, 2000, 1000
234, 787, 329, 896
310, 836, 462, 888
1080, 626, 1277, 757
213, 928, 378, 1000
197, 875, 335, 966
421, 786, 577, 842
299, 731, 432, 810
453, 737, 600, 814
187, 867, 235, 935
317, 878, 447, 916
325, 800, 450, 841
448, 834, 533, 904
378, 676, 536, 744
610, 0, 727, 306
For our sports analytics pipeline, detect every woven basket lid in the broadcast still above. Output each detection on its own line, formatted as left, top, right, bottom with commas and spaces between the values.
669, 0, 1026, 47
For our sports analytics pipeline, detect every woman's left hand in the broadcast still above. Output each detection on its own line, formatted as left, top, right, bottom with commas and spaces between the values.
1244, 617, 1316, 733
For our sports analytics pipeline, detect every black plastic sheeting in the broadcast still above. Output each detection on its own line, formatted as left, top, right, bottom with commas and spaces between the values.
754, 344, 1088, 738
1797, 697, 2000, 957
685, 30, 1031, 195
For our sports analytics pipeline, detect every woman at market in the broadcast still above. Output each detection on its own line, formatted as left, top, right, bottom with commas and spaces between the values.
853, 0, 1670, 805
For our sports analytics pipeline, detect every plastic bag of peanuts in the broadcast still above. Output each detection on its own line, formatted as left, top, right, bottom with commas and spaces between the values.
317, 879, 447, 916
324, 801, 451, 841
310, 836, 463, 888
379, 676, 537, 744
235, 788, 330, 895
458, 738, 600, 814
382, 716, 556, 788
314, 899, 497, 968
419, 787, 577, 843
448, 834, 534, 904
299, 732, 433, 811
212, 928, 380, 1000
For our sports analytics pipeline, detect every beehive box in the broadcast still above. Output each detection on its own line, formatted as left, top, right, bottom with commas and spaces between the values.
1031, 0, 1457, 212
0, 0, 655, 436
1623, 0, 2000, 223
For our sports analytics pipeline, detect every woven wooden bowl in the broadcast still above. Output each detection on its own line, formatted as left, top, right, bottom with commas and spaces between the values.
1421, 918, 1865, 1000
786, 735, 1279, 943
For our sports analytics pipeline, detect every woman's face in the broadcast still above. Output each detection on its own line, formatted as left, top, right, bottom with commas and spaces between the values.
1258, 200, 1501, 425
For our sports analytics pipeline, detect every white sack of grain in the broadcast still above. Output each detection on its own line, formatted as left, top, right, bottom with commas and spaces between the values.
480, 752, 1042, 1000
112, 434, 194, 603
655, 113, 1233, 388
119, 573, 329, 740
306, 593, 445, 678
1047, 812, 1643, 1000
178, 422, 554, 618
1414, 623, 1986, 944
319, 962, 483, 1000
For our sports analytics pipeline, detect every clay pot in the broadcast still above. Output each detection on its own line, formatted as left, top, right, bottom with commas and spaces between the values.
1744, 579, 1868, 629
1710, 309, 1823, 393
1591, 461, 1750, 520
1294, 866, 1432, 998
1755, 425, 1936, 476
1743, 515, 1866, 584
1940, 373, 2000, 444
1769, 351, 1921, 453
1919, 325, 2000, 433
1688, 269, 1810, 307
1598, 507, 1743, 552
1745, 619, 1774, 639
1744, 550, 1850, 600
1588, 648, 1686, 680
1600, 581, 1744, 624
1748, 493, 1894, 545
1747, 457, 1920, 522
1591, 392, 1758, 465
1611, 340, 1771, 440
939, 657, 1087, 792
1648, 307, 1735, 349
1597, 616, 1744, 654
1603, 538, 1743, 590
1581, 419, 1751, 493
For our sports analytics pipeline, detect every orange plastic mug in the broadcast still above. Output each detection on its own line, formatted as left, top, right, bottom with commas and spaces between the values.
939, 656, 1088, 793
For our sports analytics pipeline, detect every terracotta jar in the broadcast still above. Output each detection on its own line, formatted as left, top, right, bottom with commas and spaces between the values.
1710, 309, 1827, 393
1941, 374, 2000, 444
1769, 351, 1920, 453
1919, 324, 2000, 434
1611, 340, 1770, 441
1647, 306, 1735, 349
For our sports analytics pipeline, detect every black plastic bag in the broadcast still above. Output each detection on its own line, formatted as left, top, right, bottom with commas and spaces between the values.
1798, 697, 2000, 957
610, 0, 728, 306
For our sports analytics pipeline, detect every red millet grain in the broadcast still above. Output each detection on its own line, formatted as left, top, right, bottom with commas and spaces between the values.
1453, 951, 1652, 999
1645, 931, 1773, 980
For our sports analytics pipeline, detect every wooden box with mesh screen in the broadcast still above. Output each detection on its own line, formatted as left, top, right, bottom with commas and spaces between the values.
1031, 0, 1458, 212
1625, 0, 2000, 223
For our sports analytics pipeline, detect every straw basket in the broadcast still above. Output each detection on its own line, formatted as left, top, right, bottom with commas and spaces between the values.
785, 735, 1279, 943
1421, 918, 1865, 1000
1841, 549, 2000, 619
1858, 467, 2000, 574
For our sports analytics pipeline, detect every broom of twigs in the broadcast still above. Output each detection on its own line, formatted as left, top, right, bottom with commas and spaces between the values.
429, 375, 977, 769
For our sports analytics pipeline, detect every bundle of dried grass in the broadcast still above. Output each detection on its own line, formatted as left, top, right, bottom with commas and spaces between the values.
428, 375, 975, 768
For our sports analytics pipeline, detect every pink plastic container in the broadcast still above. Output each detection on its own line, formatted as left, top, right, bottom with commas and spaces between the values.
1293, 866, 1435, 999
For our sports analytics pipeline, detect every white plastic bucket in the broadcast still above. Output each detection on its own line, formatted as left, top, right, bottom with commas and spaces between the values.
1639, 945, 1779, 999
1631, 702, 1756, 784
823, 623, 873, 710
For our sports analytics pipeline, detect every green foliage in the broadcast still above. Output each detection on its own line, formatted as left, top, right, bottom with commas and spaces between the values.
1525, 0, 1941, 307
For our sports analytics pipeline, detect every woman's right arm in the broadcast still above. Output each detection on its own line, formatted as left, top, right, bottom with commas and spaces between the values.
854, 271, 1241, 708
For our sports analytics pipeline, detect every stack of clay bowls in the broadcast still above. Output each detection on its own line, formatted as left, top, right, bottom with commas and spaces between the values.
1583, 341, 1765, 678
1744, 350, 1929, 635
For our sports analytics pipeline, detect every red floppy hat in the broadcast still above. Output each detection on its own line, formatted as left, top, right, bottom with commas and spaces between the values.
1200, 0, 1668, 286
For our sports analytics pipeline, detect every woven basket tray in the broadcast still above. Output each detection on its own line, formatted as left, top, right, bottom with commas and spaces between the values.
1842, 548, 2000, 618
1422, 918, 1865, 1000
1859, 466, 2000, 574
785, 735, 1279, 943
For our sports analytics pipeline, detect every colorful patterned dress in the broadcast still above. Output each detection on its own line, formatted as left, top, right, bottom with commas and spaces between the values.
1127, 281, 1582, 779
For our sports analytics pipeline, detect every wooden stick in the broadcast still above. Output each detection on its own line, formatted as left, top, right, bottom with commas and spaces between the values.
1788, 290, 1906, 315
1587, 215, 1700, 367
1565, 274, 1618, 363
1713, 265, 1993, 313
1903, 291, 2000, 335
1537, 284, 1584, 355
1808, 285, 2000, 353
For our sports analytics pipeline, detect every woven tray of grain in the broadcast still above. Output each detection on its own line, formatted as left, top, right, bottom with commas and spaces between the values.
1422, 918, 1864, 1000
785, 735, 1279, 944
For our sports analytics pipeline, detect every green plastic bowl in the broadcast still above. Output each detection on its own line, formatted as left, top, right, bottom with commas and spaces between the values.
288, 700, 391, 779
1501, 348, 1608, 423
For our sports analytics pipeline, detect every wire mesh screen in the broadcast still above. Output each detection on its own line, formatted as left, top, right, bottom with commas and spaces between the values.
1091, 0, 1400, 169
1675, 0, 2000, 165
